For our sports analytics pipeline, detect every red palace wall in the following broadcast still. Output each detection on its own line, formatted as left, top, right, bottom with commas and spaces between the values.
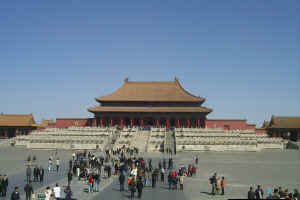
54, 118, 88, 128
206, 119, 248, 130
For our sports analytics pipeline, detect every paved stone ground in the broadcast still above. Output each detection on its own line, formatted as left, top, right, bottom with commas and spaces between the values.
1, 145, 300, 200
0, 146, 72, 199
92, 150, 300, 200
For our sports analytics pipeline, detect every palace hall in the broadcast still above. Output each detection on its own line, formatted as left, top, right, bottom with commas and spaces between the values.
88, 78, 212, 129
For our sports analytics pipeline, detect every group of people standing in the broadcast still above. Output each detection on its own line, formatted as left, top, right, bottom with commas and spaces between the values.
248, 185, 300, 200
209, 172, 226, 195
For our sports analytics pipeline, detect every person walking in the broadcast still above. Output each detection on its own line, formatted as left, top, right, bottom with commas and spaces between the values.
255, 185, 264, 199
210, 173, 217, 195
53, 183, 61, 200
44, 186, 52, 200
39, 166, 44, 183
119, 172, 125, 191
94, 172, 100, 192
26, 166, 32, 183
160, 167, 165, 183
0, 175, 3, 197
56, 158, 60, 172
136, 177, 143, 199
248, 186, 256, 199
221, 177, 226, 195
67, 170, 73, 186
88, 175, 93, 193
151, 171, 156, 188
216, 177, 221, 195
24, 181, 34, 200
129, 176, 136, 199
10, 187, 20, 200
64, 186, 72, 200
3, 174, 8, 197
179, 174, 184, 191
168, 173, 172, 190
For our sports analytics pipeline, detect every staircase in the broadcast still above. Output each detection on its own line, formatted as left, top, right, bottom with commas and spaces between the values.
165, 130, 176, 153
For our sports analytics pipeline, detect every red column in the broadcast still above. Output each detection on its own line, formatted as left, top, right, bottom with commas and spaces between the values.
120, 118, 124, 128
4, 130, 8, 138
176, 119, 180, 128
110, 119, 113, 127
187, 119, 190, 128
156, 119, 159, 128
130, 119, 133, 127
196, 119, 199, 128
204, 120, 207, 128
93, 118, 97, 127
166, 119, 170, 129
140, 119, 144, 128
100, 118, 103, 127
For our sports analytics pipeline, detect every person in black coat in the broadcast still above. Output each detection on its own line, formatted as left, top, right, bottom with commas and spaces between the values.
151, 172, 156, 188
39, 166, 44, 183
136, 178, 144, 199
119, 173, 125, 191
24, 181, 34, 200
10, 187, 20, 200
248, 186, 256, 199
255, 185, 264, 199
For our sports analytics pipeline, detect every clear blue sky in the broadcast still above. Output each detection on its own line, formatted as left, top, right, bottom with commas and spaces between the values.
1, 0, 299, 126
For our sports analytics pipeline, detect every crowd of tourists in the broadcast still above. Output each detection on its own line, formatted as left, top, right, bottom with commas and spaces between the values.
247, 185, 300, 200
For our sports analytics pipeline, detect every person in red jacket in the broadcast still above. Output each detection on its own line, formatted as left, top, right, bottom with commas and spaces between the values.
88, 175, 93, 193
221, 177, 226, 195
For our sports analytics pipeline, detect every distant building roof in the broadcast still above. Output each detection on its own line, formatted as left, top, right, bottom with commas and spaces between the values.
268, 116, 300, 129
96, 78, 205, 102
0, 114, 36, 127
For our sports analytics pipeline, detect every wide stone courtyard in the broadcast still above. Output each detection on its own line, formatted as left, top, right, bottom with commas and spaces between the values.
0, 144, 299, 200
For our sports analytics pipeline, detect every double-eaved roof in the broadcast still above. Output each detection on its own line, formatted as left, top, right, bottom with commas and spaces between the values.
0, 114, 36, 127
268, 115, 300, 129
96, 78, 204, 102
89, 78, 212, 114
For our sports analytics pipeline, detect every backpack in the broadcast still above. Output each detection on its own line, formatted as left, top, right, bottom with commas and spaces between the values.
127, 178, 131, 185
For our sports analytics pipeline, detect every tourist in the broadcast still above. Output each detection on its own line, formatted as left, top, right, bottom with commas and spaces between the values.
24, 181, 34, 200
26, 166, 32, 183
168, 173, 172, 190
179, 174, 184, 191
255, 185, 264, 199
136, 177, 144, 199
3, 174, 8, 197
160, 167, 165, 183
64, 186, 72, 200
67, 170, 73, 186
248, 186, 255, 199
56, 158, 60, 172
119, 172, 125, 191
44, 186, 52, 200
53, 183, 61, 200
293, 189, 300, 200
221, 177, 226, 195
216, 177, 221, 195
152, 170, 157, 188
94, 172, 100, 192
0, 175, 3, 197
10, 186, 20, 200
48, 158, 52, 172
88, 174, 93, 193
129, 176, 136, 199
287, 193, 294, 200
39, 166, 44, 183
209, 173, 217, 195
272, 188, 280, 199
